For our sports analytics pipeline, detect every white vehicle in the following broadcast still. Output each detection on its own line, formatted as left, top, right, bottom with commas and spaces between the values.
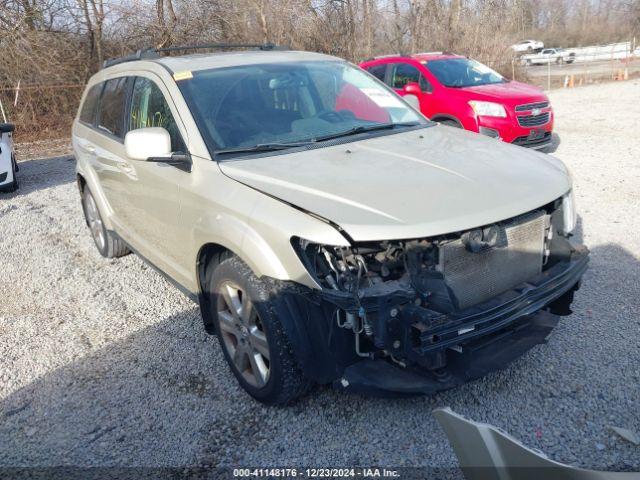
0, 123, 18, 192
521, 48, 576, 66
511, 40, 544, 53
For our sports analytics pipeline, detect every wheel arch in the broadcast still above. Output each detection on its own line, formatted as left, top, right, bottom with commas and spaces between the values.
75, 169, 116, 231
77, 172, 87, 193
431, 114, 464, 127
77, 174, 89, 226
193, 228, 315, 334
196, 242, 235, 334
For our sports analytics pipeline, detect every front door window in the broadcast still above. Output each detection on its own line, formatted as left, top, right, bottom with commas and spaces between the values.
129, 77, 185, 153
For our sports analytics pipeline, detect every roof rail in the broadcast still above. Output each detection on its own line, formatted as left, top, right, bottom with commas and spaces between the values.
156, 42, 286, 53
363, 53, 410, 61
375, 53, 409, 59
102, 48, 159, 69
101, 43, 287, 69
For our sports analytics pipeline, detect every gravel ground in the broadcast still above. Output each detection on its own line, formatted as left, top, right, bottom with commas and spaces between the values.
1, 80, 639, 473
14, 137, 71, 161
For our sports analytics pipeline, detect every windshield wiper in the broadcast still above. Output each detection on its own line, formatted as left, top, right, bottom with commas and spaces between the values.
215, 141, 314, 155
214, 122, 422, 156
313, 122, 421, 142
446, 80, 507, 88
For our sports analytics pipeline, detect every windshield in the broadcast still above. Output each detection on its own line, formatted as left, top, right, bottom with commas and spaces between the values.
424, 58, 506, 88
177, 61, 426, 156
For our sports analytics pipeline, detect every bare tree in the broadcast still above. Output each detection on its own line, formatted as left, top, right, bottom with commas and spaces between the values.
76, 0, 105, 68
156, 0, 177, 48
2, 0, 639, 141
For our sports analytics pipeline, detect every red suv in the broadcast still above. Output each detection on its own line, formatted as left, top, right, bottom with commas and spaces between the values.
360, 53, 553, 149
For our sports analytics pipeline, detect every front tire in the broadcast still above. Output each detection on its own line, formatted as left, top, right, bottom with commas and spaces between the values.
437, 119, 462, 129
207, 256, 312, 405
81, 187, 129, 258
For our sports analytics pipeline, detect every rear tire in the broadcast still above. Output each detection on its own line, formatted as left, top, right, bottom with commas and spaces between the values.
81, 187, 129, 258
207, 256, 312, 405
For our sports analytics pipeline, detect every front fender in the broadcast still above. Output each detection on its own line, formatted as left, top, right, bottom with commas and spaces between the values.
192, 212, 290, 285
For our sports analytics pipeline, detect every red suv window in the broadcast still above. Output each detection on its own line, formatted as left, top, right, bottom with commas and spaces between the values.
389, 63, 433, 93
366, 64, 387, 82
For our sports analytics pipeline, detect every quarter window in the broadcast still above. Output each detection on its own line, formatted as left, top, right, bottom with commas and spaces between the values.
97, 77, 128, 138
129, 77, 185, 152
79, 84, 102, 125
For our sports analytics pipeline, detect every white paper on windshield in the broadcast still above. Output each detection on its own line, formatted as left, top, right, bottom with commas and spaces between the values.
474, 62, 495, 74
361, 88, 405, 108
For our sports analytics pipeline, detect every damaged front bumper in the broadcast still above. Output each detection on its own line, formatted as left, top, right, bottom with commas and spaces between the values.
272, 247, 588, 396
335, 248, 588, 396
335, 309, 560, 396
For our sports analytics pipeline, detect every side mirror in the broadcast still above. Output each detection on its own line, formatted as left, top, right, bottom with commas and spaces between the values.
125, 127, 171, 160
402, 83, 421, 110
403, 82, 422, 96
0, 123, 15, 134
124, 127, 191, 172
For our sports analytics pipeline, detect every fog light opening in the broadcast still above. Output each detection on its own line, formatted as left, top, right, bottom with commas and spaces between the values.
479, 127, 500, 139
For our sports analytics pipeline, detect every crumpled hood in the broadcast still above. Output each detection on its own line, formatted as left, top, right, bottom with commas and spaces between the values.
220, 126, 570, 241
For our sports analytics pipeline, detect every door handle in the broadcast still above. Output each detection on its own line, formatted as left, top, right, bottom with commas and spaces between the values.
80, 143, 96, 154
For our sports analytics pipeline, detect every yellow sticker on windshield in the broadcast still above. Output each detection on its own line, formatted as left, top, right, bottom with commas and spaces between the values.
173, 71, 193, 81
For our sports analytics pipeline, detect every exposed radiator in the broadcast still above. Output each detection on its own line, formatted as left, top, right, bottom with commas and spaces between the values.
437, 211, 548, 310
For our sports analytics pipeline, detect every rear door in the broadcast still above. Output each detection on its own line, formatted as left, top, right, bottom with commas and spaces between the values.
364, 63, 388, 83
91, 76, 131, 229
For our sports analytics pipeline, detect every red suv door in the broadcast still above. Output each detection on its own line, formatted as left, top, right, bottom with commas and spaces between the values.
387, 62, 434, 117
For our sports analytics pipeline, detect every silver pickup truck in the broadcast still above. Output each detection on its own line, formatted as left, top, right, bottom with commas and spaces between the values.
522, 48, 576, 65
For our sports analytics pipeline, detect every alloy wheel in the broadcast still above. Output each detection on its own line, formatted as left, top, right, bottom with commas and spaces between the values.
85, 192, 106, 251
217, 281, 271, 388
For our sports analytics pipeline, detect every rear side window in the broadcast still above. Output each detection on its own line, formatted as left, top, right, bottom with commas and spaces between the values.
129, 77, 185, 153
391, 63, 421, 89
366, 64, 387, 82
98, 77, 128, 138
79, 84, 102, 125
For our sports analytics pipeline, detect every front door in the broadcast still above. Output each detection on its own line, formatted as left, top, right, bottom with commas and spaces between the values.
119, 75, 191, 284
388, 62, 432, 115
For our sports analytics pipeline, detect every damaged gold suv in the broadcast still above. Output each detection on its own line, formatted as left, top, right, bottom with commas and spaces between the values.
73, 45, 588, 405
